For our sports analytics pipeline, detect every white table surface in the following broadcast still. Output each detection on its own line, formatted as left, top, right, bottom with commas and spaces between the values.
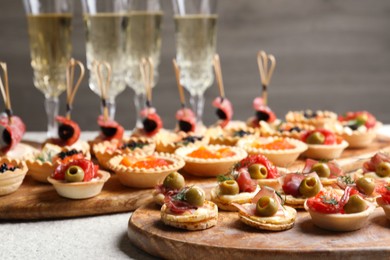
1, 127, 390, 260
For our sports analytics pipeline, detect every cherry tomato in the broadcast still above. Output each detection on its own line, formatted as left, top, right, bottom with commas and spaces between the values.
236, 169, 257, 193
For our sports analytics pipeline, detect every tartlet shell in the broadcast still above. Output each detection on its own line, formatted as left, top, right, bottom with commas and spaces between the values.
285, 110, 338, 129
376, 197, 390, 221
174, 145, 248, 177
237, 137, 308, 167
108, 153, 185, 188
207, 126, 258, 146
304, 200, 375, 231
302, 140, 349, 160
0, 158, 28, 196
155, 131, 209, 154
341, 122, 382, 149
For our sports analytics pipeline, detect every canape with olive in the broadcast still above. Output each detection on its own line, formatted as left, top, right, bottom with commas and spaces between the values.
161, 186, 218, 230
153, 171, 186, 205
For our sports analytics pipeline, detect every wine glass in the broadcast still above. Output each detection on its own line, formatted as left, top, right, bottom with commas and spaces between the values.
23, 0, 73, 138
126, 0, 163, 129
81, 0, 131, 120
172, 0, 218, 127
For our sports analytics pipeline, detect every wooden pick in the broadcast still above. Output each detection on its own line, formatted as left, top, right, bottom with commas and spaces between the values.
257, 50, 276, 106
172, 59, 186, 108
95, 61, 112, 121
0, 62, 13, 122
140, 58, 154, 108
213, 54, 225, 99
66, 58, 85, 120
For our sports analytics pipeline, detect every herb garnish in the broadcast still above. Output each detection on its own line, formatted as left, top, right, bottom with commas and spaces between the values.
217, 175, 232, 183
338, 175, 355, 185
320, 195, 338, 205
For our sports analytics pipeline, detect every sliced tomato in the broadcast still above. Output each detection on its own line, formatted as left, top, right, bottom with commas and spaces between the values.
236, 168, 257, 193
338, 111, 377, 129
306, 186, 353, 214
52, 159, 98, 182
301, 129, 337, 145
377, 184, 390, 204
235, 154, 279, 179
282, 173, 305, 197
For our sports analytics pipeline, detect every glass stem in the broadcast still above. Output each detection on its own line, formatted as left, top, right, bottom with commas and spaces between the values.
190, 93, 205, 126
45, 96, 59, 138
134, 91, 147, 129
101, 98, 116, 120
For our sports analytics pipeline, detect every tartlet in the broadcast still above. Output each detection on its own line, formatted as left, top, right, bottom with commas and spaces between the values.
376, 184, 390, 221
93, 137, 155, 170
304, 188, 375, 231
154, 131, 208, 154
174, 145, 247, 177
285, 110, 338, 130
259, 121, 315, 140
48, 170, 110, 199
108, 153, 185, 188
0, 158, 28, 196
237, 136, 307, 167
207, 126, 258, 146
301, 129, 348, 160
26, 144, 91, 183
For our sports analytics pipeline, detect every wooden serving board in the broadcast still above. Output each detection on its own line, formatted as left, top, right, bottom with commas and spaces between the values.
128, 203, 390, 259
0, 137, 389, 220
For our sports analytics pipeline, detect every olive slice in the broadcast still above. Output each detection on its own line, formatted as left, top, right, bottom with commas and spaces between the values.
299, 176, 321, 198
219, 180, 239, 195
255, 196, 278, 217
248, 164, 268, 179
64, 165, 85, 182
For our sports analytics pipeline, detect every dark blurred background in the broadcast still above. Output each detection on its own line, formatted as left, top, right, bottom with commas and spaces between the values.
0, 0, 389, 132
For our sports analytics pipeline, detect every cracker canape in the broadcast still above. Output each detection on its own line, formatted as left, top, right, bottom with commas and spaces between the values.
47, 158, 110, 199
302, 159, 344, 186
108, 153, 185, 188
174, 145, 247, 177
153, 171, 186, 206
304, 186, 375, 231
361, 152, 390, 181
0, 158, 28, 196
237, 136, 307, 167
301, 129, 348, 160
338, 111, 381, 148
161, 186, 218, 230
233, 186, 297, 231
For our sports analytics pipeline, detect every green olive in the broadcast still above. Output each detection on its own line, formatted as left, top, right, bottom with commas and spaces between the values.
255, 196, 278, 217
185, 186, 205, 207
355, 114, 368, 124
343, 195, 367, 214
219, 180, 239, 195
248, 164, 268, 179
306, 132, 325, 145
163, 172, 185, 190
299, 176, 321, 198
356, 177, 375, 196
311, 163, 330, 178
64, 165, 85, 182
375, 162, 390, 177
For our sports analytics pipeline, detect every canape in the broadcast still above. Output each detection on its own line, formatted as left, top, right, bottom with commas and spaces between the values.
304, 187, 375, 231
174, 145, 247, 177
286, 110, 338, 130
153, 171, 186, 206
0, 158, 28, 196
47, 159, 110, 199
161, 186, 218, 230
376, 184, 390, 221
108, 153, 185, 188
302, 159, 344, 186
234, 186, 297, 231
237, 136, 307, 167
301, 129, 348, 160
154, 131, 208, 154
207, 126, 258, 146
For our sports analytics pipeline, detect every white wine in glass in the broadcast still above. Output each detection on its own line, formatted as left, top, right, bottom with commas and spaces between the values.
24, 0, 73, 138
126, 0, 163, 130
172, 0, 218, 127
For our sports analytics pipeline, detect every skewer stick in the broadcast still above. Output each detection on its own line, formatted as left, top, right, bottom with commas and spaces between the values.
0, 62, 13, 122
172, 59, 186, 108
66, 58, 85, 120
95, 61, 112, 121
140, 58, 154, 108
257, 50, 276, 106
213, 54, 225, 99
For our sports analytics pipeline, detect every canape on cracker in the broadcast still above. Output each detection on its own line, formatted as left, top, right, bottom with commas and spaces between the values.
161, 186, 218, 230
233, 186, 297, 231
153, 171, 186, 206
